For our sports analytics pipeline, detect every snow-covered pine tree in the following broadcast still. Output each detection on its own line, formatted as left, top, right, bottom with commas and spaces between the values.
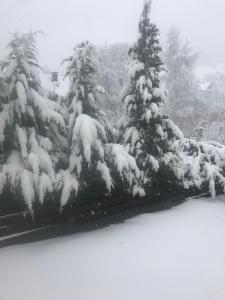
120, 0, 184, 195
58, 41, 144, 208
62, 41, 114, 142
0, 32, 66, 213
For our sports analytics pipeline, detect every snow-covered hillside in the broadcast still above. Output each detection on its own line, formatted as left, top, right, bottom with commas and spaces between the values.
0, 196, 225, 300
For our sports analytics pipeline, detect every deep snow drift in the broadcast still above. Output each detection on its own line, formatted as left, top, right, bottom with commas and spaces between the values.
0, 196, 225, 300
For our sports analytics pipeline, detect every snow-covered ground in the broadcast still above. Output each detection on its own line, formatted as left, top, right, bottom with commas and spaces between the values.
0, 196, 225, 300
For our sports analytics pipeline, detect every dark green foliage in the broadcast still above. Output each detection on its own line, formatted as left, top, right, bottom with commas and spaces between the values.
120, 1, 183, 194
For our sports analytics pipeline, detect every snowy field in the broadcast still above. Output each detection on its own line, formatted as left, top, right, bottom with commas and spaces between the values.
0, 196, 225, 300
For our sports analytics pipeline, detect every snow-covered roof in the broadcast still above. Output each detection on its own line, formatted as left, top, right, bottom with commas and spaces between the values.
198, 81, 211, 91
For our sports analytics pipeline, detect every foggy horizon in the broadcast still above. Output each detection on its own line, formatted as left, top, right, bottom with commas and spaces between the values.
0, 0, 225, 74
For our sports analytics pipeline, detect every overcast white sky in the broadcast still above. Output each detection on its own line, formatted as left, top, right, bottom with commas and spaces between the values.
0, 0, 225, 73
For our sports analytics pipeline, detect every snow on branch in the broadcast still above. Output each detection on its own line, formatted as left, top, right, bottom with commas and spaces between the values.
180, 139, 225, 197
31, 89, 65, 128
105, 144, 145, 197
71, 114, 107, 165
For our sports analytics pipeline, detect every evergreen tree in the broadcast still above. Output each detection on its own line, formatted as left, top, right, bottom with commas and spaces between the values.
0, 32, 66, 213
58, 41, 144, 208
63, 41, 114, 142
164, 28, 203, 137
120, 1, 184, 195
0, 74, 7, 104
97, 43, 130, 125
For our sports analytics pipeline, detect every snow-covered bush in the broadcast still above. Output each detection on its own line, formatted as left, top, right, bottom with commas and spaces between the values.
180, 139, 225, 198
203, 120, 225, 145
0, 32, 66, 212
